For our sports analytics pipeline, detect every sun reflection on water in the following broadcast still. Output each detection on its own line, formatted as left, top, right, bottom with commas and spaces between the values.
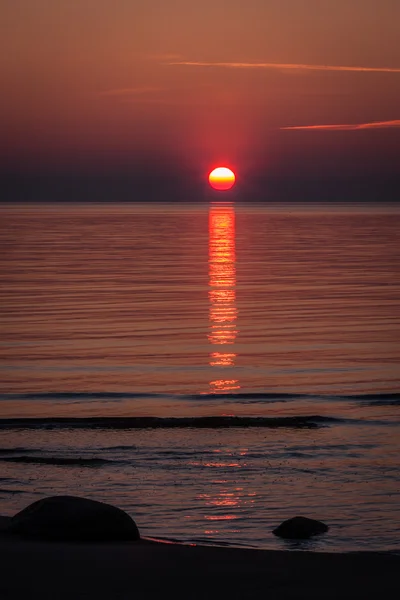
208, 203, 239, 392
198, 473, 258, 536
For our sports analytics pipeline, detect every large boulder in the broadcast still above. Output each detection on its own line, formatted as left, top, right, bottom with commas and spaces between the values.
273, 516, 328, 539
7, 496, 140, 541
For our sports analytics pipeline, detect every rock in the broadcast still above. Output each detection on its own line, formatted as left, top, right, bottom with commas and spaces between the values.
7, 496, 140, 541
273, 516, 328, 539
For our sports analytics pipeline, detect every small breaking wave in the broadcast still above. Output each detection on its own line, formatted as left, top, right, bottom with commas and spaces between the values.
0, 415, 339, 431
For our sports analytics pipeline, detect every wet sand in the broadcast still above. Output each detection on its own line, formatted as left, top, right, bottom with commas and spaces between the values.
1, 516, 399, 599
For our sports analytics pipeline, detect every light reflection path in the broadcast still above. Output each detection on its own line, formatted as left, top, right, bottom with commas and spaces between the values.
196, 452, 257, 537
208, 202, 239, 392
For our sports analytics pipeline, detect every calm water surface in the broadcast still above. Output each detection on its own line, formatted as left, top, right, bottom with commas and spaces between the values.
0, 202, 399, 552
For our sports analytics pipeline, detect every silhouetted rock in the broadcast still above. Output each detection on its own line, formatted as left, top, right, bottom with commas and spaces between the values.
273, 516, 328, 539
7, 496, 140, 541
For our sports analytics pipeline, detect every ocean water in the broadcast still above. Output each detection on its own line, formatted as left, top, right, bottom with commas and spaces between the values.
0, 202, 399, 552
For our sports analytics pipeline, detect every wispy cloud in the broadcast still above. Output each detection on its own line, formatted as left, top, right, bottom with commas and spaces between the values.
281, 119, 400, 131
99, 86, 162, 97
166, 61, 400, 74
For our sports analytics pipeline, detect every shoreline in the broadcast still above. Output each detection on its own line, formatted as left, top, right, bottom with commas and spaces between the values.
1, 516, 399, 599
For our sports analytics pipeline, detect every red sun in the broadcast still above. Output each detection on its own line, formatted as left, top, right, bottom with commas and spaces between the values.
208, 167, 236, 191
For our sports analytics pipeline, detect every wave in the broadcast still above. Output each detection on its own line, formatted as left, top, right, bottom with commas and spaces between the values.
185, 392, 307, 402
0, 392, 161, 401
99, 445, 138, 451
0, 391, 307, 403
0, 447, 37, 454
354, 394, 400, 406
1, 391, 398, 403
0, 456, 112, 466
0, 415, 339, 431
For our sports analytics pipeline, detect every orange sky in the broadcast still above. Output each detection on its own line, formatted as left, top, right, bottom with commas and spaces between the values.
1, 0, 399, 184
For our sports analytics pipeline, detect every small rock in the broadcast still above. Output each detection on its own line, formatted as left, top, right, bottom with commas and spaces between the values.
273, 516, 329, 539
7, 495, 140, 541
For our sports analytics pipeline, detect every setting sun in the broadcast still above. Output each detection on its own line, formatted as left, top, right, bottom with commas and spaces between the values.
208, 167, 236, 191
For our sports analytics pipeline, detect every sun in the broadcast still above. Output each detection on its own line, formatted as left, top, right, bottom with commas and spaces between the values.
208, 167, 236, 191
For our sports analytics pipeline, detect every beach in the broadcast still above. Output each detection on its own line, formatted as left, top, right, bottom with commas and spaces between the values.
1, 513, 398, 600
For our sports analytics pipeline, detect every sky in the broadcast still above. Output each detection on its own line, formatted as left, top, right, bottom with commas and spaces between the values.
1, 0, 399, 201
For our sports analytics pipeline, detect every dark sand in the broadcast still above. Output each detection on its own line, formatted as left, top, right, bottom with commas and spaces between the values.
0, 516, 398, 599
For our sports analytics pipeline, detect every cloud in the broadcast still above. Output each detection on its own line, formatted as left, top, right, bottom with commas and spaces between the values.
99, 87, 162, 97
281, 119, 400, 131
166, 61, 400, 74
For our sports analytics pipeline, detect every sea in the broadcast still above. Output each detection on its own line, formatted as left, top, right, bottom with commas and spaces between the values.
0, 201, 399, 553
